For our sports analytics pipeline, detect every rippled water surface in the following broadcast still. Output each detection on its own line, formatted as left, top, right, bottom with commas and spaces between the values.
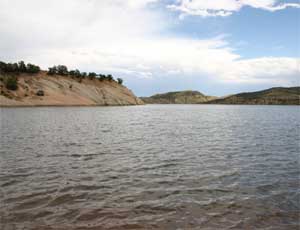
1, 105, 299, 230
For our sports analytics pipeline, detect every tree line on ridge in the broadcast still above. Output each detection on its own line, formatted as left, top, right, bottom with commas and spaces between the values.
0, 61, 124, 90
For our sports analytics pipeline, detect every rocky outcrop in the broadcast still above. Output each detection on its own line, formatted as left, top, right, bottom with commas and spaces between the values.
140, 90, 216, 104
207, 87, 300, 105
0, 72, 144, 106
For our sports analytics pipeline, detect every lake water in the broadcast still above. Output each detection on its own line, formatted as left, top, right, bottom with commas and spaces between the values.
0, 105, 299, 230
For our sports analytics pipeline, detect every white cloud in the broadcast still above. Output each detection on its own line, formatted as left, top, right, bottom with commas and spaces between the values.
0, 0, 299, 89
216, 57, 300, 84
124, 0, 159, 9
168, 0, 300, 17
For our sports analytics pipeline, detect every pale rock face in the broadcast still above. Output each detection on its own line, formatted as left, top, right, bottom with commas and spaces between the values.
0, 72, 144, 106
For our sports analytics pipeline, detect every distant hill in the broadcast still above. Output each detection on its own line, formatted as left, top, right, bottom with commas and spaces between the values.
140, 90, 216, 104
140, 87, 300, 105
207, 87, 300, 105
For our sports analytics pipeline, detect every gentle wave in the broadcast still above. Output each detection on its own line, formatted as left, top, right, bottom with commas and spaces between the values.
1, 105, 299, 229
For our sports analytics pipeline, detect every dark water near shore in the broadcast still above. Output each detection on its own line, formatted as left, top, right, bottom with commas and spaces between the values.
1, 105, 299, 230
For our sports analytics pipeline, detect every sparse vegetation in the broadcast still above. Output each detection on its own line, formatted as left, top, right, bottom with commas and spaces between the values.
207, 87, 300, 105
98, 74, 106, 81
45, 64, 116, 82
88, 72, 97, 79
107, 74, 113, 81
0, 60, 121, 92
117, 78, 123, 85
57, 65, 68, 76
0, 61, 40, 74
141, 90, 215, 104
69, 69, 82, 78
26, 63, 40, 73
47, 66, 57, 75
18, 61, 27, 72
4, 75, 18, 91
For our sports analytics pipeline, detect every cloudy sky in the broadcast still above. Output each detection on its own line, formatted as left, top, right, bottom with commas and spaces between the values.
0, 0, 299, 96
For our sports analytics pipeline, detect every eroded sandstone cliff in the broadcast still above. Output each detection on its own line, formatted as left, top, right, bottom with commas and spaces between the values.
0, 72, 144, 106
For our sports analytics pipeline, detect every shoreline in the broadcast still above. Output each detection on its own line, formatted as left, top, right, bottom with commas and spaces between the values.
1, 103, 299, 108
0, 104, 144, 108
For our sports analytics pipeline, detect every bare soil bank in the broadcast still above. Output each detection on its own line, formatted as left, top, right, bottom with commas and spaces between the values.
0, 72, 144, 106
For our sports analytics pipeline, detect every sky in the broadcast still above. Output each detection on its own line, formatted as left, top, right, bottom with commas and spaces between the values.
0, 0, 299, 96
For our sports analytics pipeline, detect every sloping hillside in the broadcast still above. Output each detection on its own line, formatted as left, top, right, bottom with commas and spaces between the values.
0, 72, 144, 106
208, 87, 300, 105
140, 90, 216, 104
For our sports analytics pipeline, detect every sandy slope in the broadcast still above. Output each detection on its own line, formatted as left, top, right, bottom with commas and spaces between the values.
0, 72, 144, 106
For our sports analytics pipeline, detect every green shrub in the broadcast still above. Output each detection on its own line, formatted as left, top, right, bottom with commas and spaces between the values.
0, 61, 40, 74
5, 76, 18, 90
98, 74, 106, 81
117, 78, 123, 85
57, 65, 68, 75
26, 63, 40, 73
69, 70, 76, 76
88, 72, 97, 79
107, 74, 114, 81
73, 70, 81, 78
0, 61, 7, 72
47, 66, 57, 75
18, 61, 27, 72
6, 63, 18, 72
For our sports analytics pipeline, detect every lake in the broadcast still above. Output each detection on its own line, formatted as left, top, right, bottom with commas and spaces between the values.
0, 105, 299, 229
